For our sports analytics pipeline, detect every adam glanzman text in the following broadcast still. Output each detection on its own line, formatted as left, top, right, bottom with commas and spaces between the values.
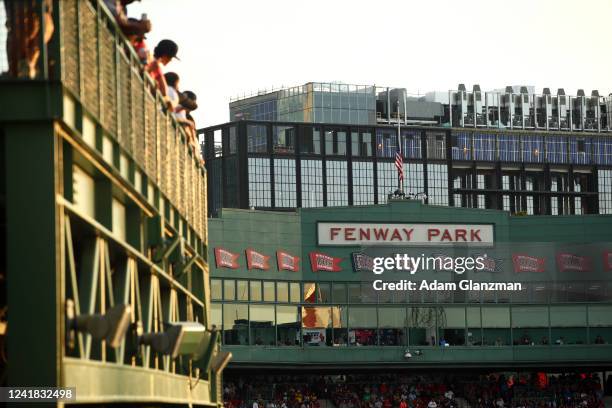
370, 254, 523, 292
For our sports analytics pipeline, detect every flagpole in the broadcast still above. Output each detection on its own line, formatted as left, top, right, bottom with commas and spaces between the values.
397, 100, 404, 195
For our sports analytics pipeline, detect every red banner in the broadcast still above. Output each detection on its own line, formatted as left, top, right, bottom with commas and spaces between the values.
604, 251, 612, 272
245, 248, 270, 270
309, 251, 342, 272
277, 250, 299, 272
512, 254, 545, 273
214, 248, 240, 269
556, 253, 592, 272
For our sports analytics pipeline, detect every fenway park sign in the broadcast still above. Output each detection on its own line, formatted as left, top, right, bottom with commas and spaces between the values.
317, 223, 494, 246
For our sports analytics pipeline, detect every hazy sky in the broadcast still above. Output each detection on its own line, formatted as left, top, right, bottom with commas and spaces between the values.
127, 0, 612, 128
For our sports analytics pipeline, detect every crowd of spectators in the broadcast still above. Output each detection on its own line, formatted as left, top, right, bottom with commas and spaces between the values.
3, 0, 201, 158
223, 373, 610, 408
103, 0, 201, 157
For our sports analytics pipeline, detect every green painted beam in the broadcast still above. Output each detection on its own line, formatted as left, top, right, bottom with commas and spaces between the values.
5, 122, 60, 391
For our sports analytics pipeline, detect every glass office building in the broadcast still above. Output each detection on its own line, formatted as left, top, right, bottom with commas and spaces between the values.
201, 120, 612, 217
230, 82, 377, 125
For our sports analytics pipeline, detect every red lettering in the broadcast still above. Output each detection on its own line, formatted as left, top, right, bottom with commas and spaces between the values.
373, 228, 389, 241
390, 229, 402, 241
428, 229, 440, 241
344, 228, 356, 241
330, 228, 341, 240
455, 229, 467, 242
359, 228, 370, 241
441, 229, 453, 241
470, 229, 481, 242
402, 228, 414, 241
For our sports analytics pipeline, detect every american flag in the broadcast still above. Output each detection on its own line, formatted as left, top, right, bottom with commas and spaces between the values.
395, 134, 404, 181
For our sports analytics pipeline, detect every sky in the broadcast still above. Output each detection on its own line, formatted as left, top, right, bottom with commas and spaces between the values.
127, 0, 612, 128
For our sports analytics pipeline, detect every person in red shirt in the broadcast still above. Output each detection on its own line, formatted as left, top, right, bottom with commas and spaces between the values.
145, 39, 179, 102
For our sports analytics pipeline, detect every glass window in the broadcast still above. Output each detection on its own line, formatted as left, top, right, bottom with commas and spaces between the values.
482, 307, 510, 327
304, 282, 316, 303
211, 279, 222, 301
263, 281, 275, 302
277, 282, 289, 303
512, 306, 549, 346
301, 126, 321, 155
551, 305, 587, 345
407, 307, 437, 346
402, 130, 422, 159
473, 133, 496, 161
290, 282, 301, 303
351, 132, 360, 156
227, 127, 238, 154
249, 304, 275, 346
237, 280, 249, 301
439, 307, 466, 346
482, 307, 510, 346
451, 132, 471, 160
247, 124, 267, 153
302, 307, 331, 328
274, 158, 296, 207
211, 303, 222, 330
273, 125, 295, 154
378, 307, 406, 327
318, 283, 331, 303
223, 304, 248, 345
427, 163, 449, 205
326, 160, 348, 206
301, 159, 323, 208
248, 158, 271, 207
250, 281, 262, 302
378, 307, 406, 346
352, 161, 374, 205
223, 280, 235, 301
589, 305, 612, 326
333, 283, 347, 303
361, 132, 373, 157
348, 283, 361, 303
376, 130, 397, 158
348, 307, 377, 346
277, 306, 300, 346
325, 130, 347, 156
466, 307, 482, 346
427, 132, 446, 160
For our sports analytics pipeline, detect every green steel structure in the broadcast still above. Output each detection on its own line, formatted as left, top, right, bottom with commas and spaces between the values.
209, 200, 612, 370
0, 0, 226, 406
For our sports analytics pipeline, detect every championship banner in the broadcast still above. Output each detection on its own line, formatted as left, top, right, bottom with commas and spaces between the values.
245, 248, 270, 270
309, 251, 342, 272
351, 252, 374, 273
556, 253, 592, 272
512, 254, 545, 273
277, 250, 299, 272
214, 248, 240, 269
603, 251, 612, 272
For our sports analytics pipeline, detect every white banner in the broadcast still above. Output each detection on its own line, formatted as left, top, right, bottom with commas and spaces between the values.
318, 222, 494, 246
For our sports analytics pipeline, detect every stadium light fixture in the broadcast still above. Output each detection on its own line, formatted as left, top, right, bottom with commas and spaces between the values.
138, 321, 209, 359
66, 299, 131, 349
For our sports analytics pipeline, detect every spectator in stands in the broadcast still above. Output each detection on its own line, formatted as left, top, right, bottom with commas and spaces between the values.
146, 39, 179, 101
3, 0, 54, 79
126, 18, 150, 65
103, 0, 151, 37
164, 72, 180, 111
594, 334, 605, 344
177, 90, 199, 152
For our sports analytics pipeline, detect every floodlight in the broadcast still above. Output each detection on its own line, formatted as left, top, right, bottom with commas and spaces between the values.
139, 321, 209, 359
66, 299, 131, 348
